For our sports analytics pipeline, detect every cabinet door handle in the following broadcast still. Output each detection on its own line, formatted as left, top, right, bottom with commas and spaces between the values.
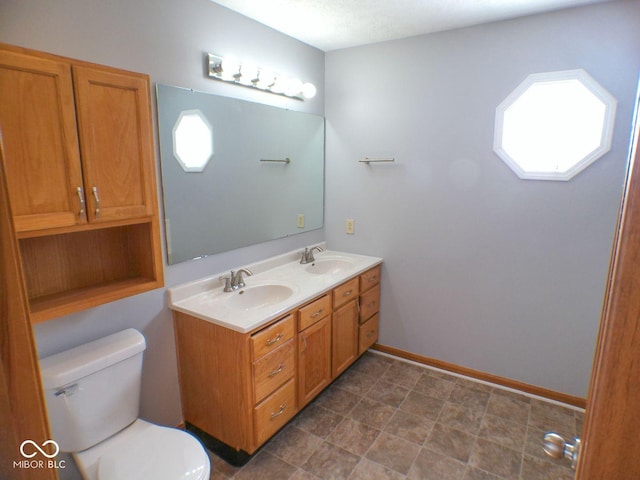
76, 187, 85, 217
311, 309, 323, 318
301, 334, 307, 353
270, 402, 287, 419
92, 186, 101, 218
266, 333, 284, 346
343, 289, 353, 298
268, 364, 285, 377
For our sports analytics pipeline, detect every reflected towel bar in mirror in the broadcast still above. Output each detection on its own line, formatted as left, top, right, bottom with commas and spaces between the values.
260, 158, 291, 164
359, 157, 395, 164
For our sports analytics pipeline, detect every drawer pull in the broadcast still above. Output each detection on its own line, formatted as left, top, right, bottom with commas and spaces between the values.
368, 275, 377, 283
266, 333, 284, 346
271, 402, 287, 419
268, 364, 285, 377
367, 301, 376, 308
311, 309, 324, 318
342, 289, 353, 297
367, 330, 375, 338
92, 186, 101, 218
76, 187, 85, 217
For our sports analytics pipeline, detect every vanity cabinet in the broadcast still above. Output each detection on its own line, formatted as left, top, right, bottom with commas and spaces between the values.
173, 265, 381, 464
297, 295, 332, 407
0, 44, 163, 322
251, 315, 297, 445
358, 266, 381, 354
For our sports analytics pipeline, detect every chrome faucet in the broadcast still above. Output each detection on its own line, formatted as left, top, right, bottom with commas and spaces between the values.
232, 268, 253, 289
220, 268, 253, 292
300, 246, 324, 264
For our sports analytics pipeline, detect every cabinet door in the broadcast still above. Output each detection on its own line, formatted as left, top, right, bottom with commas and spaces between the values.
332, 299, 359, 378
73, 66, 155, 223
0, 49, 85, 232
298, 316, 331, 408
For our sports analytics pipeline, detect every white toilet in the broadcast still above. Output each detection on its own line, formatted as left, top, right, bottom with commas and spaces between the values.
40, 329, 210, 480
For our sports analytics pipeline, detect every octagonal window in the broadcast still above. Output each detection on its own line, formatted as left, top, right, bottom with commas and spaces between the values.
172, 109, 213, 172
494, 69, 616, 181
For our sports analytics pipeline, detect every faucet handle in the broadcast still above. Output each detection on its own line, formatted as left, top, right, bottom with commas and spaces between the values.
300, 248, 310, 264
219, 274, 233, 292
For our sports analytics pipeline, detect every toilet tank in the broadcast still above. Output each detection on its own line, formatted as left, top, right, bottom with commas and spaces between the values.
39, 329, 146, 453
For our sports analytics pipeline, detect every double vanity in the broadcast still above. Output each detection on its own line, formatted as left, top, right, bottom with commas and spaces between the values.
168, 247, 382, 464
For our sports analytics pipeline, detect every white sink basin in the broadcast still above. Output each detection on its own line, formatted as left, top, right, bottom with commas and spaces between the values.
225, 284, 295, 311
305, 258, 355, 275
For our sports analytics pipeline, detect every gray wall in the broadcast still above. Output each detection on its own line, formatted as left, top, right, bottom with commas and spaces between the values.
325, 1, 640, 397
0, 0, 325, 427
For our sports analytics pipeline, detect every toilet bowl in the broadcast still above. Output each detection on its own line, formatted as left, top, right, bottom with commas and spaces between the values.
39, 329, 210, 480
73, 419, 209, 480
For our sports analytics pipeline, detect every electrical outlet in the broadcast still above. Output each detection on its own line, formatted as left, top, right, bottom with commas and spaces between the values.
346, 218, 355, 234
297, 214, 305, 228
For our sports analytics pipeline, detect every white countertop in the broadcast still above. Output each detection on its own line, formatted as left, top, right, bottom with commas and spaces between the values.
168, 247, 382, 333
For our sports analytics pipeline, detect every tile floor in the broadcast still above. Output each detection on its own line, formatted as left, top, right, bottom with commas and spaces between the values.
206, 352, 582, 480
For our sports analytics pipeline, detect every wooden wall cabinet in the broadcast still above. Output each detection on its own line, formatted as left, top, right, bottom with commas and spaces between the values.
0, 44, 163, 322
173, 265, 381, 465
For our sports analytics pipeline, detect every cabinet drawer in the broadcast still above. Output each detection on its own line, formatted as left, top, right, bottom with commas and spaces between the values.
254, 378, 296, 446
333, 277, 359, 309
360, 265, 381, 292
253, 339, 295, 403
298, 294, 331, 331
251, 314, 294, 360
359, 313, 379, 355
360, 284, 380, 323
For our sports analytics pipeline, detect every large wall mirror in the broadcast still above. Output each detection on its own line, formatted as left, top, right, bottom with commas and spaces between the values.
156, 84, 325, 264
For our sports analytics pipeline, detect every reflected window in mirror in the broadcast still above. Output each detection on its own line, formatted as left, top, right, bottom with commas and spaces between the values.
172, 109, 214, 172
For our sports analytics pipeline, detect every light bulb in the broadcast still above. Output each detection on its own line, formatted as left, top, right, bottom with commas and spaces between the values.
302, 82, 317, 99
284, 78, 303, 97
220, 56, 240, 81
256, 69, 275, 89
239, 64, 258, 86
270, 76, 286, 94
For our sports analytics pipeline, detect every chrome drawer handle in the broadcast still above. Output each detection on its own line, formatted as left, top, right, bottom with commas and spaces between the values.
311, 309, 324, 318
271, 402, 287, 419
342, 289, 353, 297
266, 333, 284, 346
268, 364, 285, 377
92, 186, 101, 217
368, 276, 377, 283
367, 301, 376, 308
76, 187, 85, 217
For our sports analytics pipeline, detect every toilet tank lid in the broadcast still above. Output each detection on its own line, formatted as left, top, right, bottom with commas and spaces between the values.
40, 329, 146, 389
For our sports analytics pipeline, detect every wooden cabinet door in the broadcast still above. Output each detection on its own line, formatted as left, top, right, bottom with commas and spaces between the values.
0, 49, 85, 232
332, 299, 359, 378
73, 66, 155, 223
298, 316, 331, 408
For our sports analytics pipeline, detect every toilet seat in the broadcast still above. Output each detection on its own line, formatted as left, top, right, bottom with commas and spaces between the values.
74, 419, 209, 480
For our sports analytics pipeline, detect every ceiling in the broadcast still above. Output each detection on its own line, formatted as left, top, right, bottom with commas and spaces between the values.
211, 0, 613, 51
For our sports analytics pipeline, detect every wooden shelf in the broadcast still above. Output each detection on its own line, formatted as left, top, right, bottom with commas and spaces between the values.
29, 277, 160, 323
19, 221, 163, 323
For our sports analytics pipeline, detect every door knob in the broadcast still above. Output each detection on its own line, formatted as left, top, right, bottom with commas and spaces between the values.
543, 432, 581, 470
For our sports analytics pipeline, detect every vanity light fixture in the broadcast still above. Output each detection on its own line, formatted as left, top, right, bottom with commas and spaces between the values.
207, 53, 316, 101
